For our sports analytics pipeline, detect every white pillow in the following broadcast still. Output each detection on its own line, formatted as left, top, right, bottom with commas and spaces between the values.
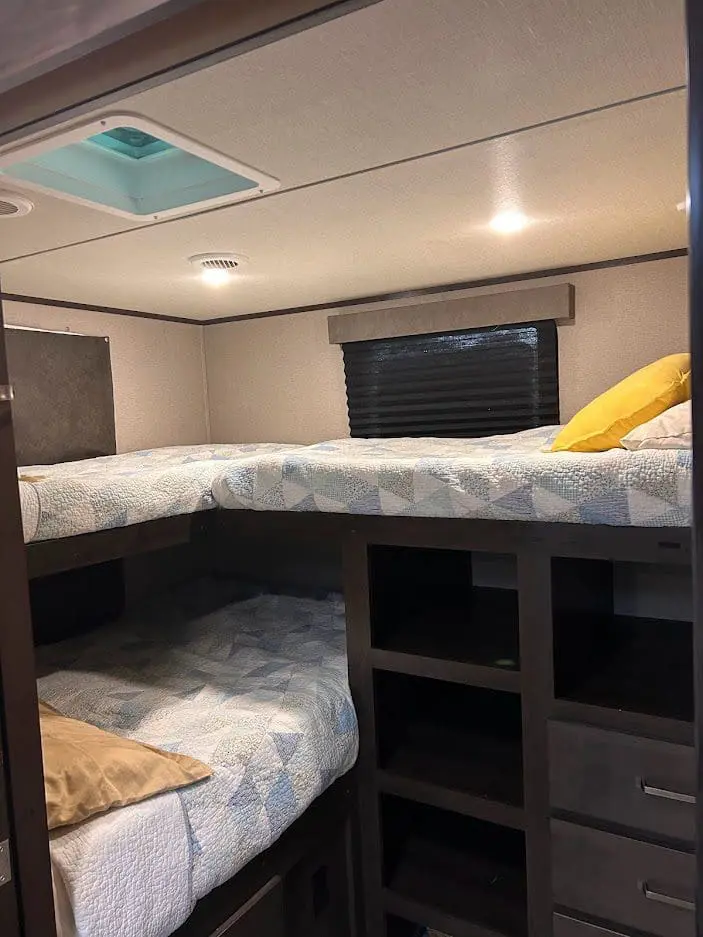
621, 400, 692, 450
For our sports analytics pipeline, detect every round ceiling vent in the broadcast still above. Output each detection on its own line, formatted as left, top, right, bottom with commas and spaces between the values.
0, 192, 34, 219
188, 252, 245, 271
188, 252, 247, 286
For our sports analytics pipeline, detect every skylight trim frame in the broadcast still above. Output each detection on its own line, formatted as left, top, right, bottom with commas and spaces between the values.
0, 113, 280, 220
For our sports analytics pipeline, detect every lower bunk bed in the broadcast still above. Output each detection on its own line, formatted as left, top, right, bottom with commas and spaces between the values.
35, 584, 359, 937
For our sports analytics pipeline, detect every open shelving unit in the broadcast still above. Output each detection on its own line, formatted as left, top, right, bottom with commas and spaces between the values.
345, 523, 693, 937
359, 542, 528, 937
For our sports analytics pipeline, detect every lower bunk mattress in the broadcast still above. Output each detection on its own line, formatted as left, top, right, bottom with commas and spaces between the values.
36, 588, 358, 937
19, 443, 299, 543
212, 427, 692, 526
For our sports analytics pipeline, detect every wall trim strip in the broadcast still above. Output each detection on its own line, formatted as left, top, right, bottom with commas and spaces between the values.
0, 293, 201, 325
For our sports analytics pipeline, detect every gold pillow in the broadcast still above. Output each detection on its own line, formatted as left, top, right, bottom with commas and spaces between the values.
551, 354, 691, 453
39, 701, 211, 830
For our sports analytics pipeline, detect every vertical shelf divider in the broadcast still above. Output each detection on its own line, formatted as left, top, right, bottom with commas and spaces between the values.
517, 550, 554, 937
343, 529, 385, 937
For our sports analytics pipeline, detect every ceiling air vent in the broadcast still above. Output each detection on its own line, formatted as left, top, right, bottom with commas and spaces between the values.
200, 256, 239, 271
0, 192, 33, 218
189, 252, 246, 286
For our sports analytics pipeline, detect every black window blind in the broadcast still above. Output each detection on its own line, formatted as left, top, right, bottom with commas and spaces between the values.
343, 320, 559, 439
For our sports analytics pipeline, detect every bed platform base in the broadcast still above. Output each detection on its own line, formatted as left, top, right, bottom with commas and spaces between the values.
26, 510, 691, 579
172, 772, 357, 937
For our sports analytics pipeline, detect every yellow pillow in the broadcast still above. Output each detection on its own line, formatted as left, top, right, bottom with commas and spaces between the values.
39, 701, 212, 830
551, 354, 691, 453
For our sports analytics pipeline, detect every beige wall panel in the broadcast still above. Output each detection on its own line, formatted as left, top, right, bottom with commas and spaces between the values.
205, 256, 689, 443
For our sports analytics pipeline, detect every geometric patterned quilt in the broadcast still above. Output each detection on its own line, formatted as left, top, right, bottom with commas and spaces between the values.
18, 443, 300, 542
37, 587, 357, 937
212, 427, 692, 526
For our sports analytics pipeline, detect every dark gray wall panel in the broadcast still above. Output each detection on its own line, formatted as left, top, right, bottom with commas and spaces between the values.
6, 327, 116, 465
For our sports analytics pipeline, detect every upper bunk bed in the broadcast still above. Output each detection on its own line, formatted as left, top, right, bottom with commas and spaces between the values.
12, 315, 693, 579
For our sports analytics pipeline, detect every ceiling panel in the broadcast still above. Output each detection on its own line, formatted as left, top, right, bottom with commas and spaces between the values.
0, 0, 686, 260
0, 188, 150, 261
121, 0, 685, 187
1, 91, 686, 319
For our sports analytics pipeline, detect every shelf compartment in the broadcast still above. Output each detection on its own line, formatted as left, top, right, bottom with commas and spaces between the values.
369, 546, 519, 683
552, 559, 693, 725
376, 672, 523, 827
382, 796, 527, 937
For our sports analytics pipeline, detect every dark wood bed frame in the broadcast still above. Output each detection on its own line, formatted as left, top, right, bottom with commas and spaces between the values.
23, 508, 696, 937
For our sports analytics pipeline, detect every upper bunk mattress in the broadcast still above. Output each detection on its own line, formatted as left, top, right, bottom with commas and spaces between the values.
37, 588, 357, 937
18, 443, 299, 543
211, 427, 692, 527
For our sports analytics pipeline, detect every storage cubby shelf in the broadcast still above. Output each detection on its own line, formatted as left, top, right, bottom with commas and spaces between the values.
383, 827, 527, 937
373, 586, 519, 668
375, 675, 524, 829
555, 613, 693, 724
370, 647, 521, 692
368, 546, 521, 691
378, 727, 524, 829
382, 798, 527, 937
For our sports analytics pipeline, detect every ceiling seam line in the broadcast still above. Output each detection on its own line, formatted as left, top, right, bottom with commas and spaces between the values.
0, 82, 686, 265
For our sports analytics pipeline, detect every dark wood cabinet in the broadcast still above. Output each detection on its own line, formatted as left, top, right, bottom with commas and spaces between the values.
552, 820, 695, 937
549, 722, 696, 845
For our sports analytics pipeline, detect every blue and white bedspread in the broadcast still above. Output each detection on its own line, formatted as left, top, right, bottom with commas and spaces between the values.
38, 588, 358, 937
18, 443, 300, 543
212, 428, 692, 527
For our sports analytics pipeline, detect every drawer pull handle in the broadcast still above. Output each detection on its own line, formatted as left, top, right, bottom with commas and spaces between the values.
642, 884, 695, 912
640, 779, 696, 805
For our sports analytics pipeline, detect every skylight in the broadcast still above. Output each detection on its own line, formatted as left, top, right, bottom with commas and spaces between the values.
88, 127, 176, 160
0, 115, 279, 219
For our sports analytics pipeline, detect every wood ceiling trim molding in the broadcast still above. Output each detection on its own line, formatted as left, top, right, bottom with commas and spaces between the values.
203, 248, 689, 326
0, 293, 202, 326
0, 0, 379, 143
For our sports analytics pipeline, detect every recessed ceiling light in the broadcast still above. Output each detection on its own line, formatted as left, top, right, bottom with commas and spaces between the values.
489, 210, 529, 234
188, 252, 245, 287
201, 267, 232, 287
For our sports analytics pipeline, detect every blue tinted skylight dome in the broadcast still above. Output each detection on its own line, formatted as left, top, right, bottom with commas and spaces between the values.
0, 115, 279, 219
88, 127, 176, 160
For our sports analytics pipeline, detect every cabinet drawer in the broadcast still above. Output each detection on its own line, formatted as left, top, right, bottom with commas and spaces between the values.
554, 914, 627, 937
552, 820, 695, 937
210, 876, 283, 937
549, 722, 695, 844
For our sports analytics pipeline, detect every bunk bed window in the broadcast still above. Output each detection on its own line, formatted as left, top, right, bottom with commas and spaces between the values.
342, 319, 559, 439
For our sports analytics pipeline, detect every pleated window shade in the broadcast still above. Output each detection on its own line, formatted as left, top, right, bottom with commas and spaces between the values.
342, 320, 559, 439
